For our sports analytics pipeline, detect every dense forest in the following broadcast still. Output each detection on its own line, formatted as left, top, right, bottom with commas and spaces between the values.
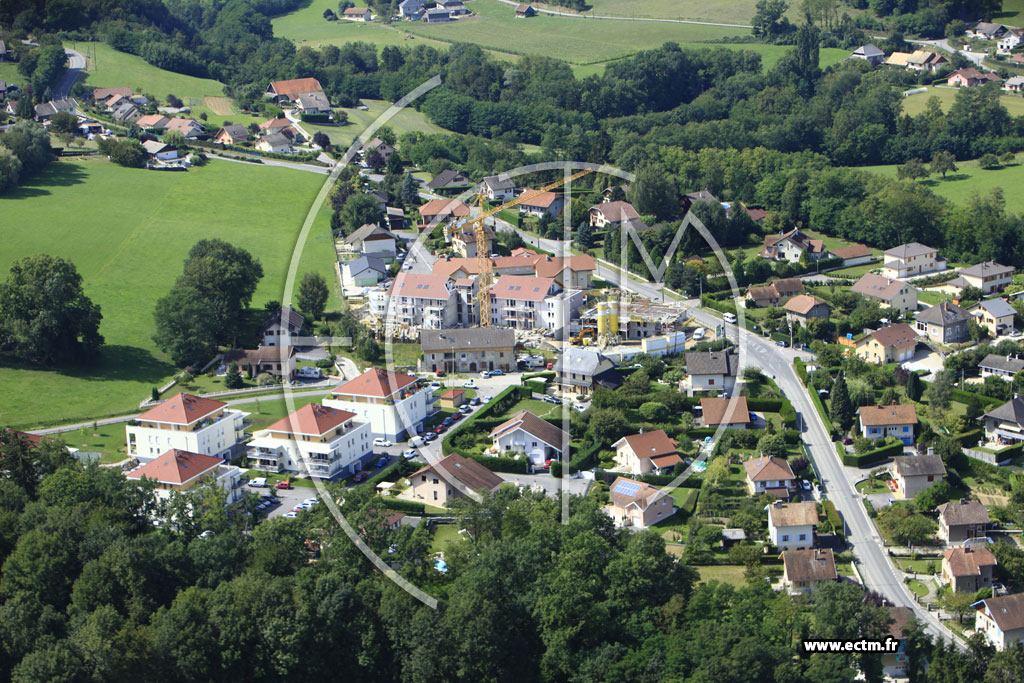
2, 430, 1024, 682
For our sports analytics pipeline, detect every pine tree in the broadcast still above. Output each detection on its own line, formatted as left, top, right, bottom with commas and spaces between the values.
400, 173, 419, 207
905, 372, 922, 402
829, 372, 855, 433
225, 363, 244, 389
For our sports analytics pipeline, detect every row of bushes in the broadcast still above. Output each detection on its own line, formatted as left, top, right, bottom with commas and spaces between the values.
840, 440, 903, 467
700, 294, 738, 316
823, 499, 842, 530
463, 453, 528, 474
952, 388, 1003, 409
954, 428, 984, 447
378, 497, 426, 514
521, 371, 555, 382
441, 384, 535, 473
795, 358, 837, 434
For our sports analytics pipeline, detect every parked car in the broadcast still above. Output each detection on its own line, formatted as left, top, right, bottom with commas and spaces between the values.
776, 340, 787, 347
480, 370, 491, 378
573, 403, 587, 413
249, 477, 268, 488
275, 480, 292, 490
442, 417, 454, 426
489, 369, 504, 376
435, 369, 445, 377
403, 449, 418, 459
429, 381, 441, 388
463, 379, 477, 388
842, 437, 854, 445
470, 397, 481, 406
352, 472, 369, 483
460, 404, 472, 413
434, 425, 447, 434
283, 511, 298, 518
546, 362, 554, 370
373, 438, 392, 448
692, 328, 705, 340
451, 412, 463, 421
543, 396, 562, 405
424, 432, 438, 442
801, 480, 812, 491
375, 456, 389, 468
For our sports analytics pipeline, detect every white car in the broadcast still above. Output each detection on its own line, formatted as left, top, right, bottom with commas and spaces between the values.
463, 379, 477, 388
403, 449, 418, 459
373, 438, 393, 448
283, 511, 298, 518
303, 498, 319, 505
573, 403, 588, 413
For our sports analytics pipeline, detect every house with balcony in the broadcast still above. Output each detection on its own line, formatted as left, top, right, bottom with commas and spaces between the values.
323, 367, 430, 441
937, 499, 990, 544
853, 323, 919, 364
371, 272, 457, 331
552, 347, 623, 396
126, 449, 245, 504
419, 328, 514, 374
417, 198, 470, 226
126, 393, 249, 462
980, 396, 1024, 447
780, 548, 837, 594
915, 302, 970, 344
858, 404, 917, 445
851, 273, 919, 314
943, 545, 997, 593
760, 228, 826, 262
979, 354, 1024, 381
489, 410, 567, 466
881, 242, 945, 279
246, 403, 372, 479
959, 261, 1014, 294
612, 429, 682, 475
973, 593, 1024, 650
533, 254, 596, 290
406, 454, 503, 507
603, 477, 676, 529
489, 274, 582, 333
588, 200, 640, 228
968, 298, 1016, 337
259, 307, 304, 348
481, 175, 515, 201
342, 223, 397, 262
744, 455, 796, 498
768, 500, 818, 551
518, 189, 564, 218
684, 347, 740, 396
891, 454, 946, 500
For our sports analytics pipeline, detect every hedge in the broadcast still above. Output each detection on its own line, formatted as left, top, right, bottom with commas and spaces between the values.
952, 388, 1003, 409
464, 453, 528, 474
823, 500, 842, 530
522, 371, 555, 382
379, 498, 426, 514
441, 384, 530, 455
745, 398, 783, 411
366, 458, 417, 489
701, 294, 737, 316
299, 112, 332, 123
794, 357, 809, 384
954, 429, 983, 447
841, 440, 903, 467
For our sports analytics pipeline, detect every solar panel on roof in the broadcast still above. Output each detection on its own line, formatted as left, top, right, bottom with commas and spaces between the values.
612, 480, 642, 497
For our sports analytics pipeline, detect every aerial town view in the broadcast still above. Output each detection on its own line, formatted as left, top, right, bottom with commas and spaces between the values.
4, 0, 1024, 680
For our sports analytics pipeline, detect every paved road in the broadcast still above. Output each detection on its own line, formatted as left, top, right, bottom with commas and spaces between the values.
52, 48, 84, 100
493, 0, 751, 28
208, 152, 331, 175
912, 38, 988, 69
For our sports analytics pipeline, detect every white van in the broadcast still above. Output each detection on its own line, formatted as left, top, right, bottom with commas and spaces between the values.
297, 366, 322, 379
249, 477, 268, 488
723, 312, 737, 324
693, 328, 706, 341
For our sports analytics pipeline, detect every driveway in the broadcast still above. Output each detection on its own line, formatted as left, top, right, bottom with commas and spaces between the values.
499, 472, 591, 497
903, 348, 945, 379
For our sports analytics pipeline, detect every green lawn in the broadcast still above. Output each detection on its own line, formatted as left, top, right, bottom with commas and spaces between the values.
537, 0, 864, 24
302, 99, 450, 149
895, 557, 940, 574
430, 523, 463, 553
855, 476, 891, 494
0, 159, 340, 428
906, 578, 930, 599
697, 564, 748, 587
900, 86, 1024, 118
862, 159, 1024, 213
273, 5, 453, 50
997, 0, 1024, 25
0, 62, 21, 87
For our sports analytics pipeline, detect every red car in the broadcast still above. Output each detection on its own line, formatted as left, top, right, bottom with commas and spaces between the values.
435, 369, 445, 377
352, 472, 369, 483
546, 362, 554, 370
434, 425, 447, 434
275, 480, 292, 490
451, 412, 463, 421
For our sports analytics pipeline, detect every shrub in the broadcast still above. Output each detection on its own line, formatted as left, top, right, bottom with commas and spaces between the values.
639, 401, 670, 422
256, 373, 276, 386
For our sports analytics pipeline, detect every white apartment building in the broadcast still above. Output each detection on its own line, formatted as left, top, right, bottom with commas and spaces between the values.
489, 274, 582, 336
126, 449, 245, 505
246, 403, 372, 479
323, 367, 432, 441
126, 393, 249, 462
369, 272, 456, 331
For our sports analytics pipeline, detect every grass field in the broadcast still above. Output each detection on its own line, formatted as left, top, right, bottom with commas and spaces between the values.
862, 158, 1024, 213
531, 0, 863, 24
697, 564, 748, 587
900, 86, 1024, 118
273, 5, 452, 50
0, 62, 21, 87
0, 159, 340, 428
997, 0, 1024, 25
302, 99, 450, 149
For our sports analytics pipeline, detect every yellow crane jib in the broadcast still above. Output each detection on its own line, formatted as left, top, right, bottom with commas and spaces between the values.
470, 168, 594, 326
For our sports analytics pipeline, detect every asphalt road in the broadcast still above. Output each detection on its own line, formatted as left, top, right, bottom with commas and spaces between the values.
912, 38, 987, 69
52, 49, 84, 100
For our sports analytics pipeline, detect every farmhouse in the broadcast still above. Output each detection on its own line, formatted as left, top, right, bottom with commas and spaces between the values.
760, 228, 826, 262
937, 499, 990, 544
406, 454, 503, 506
999, 28, 1024, 51
296, 90, 331, 115
342, 6, 372, 21
744, 455, 796, 497
603, 477, 676, 530
783, 294, 829, 324
489, 410, 567, 466
853, 323, 919, 364
126, 393, 248, 462
34, 98, 77, 122
126, 449, 244, 505
419, 328, 515, 374
891, 455, 946, 500
424, 8, 452, 21
92, 87, 132, 102
851, 273, 918, 314
612, 429, 681, 475
914, 302, 970, 344
943, 546, 997, 593
324, 367, 430, 441
974, 593, 1024, 650
744, 278, 804, 308
1004, 75, 1024, 92
978, 353, 1024, 381
780, 548, 837, 594
971, 22, 1008, 39
399, 0, 425, 19
698, 396, 751, 429
968, 298, 1016, 337
265, 77, 324, 103
246, 403, 372, 479
906, 50, 948, 72
515, 4, 537, 18
881, 242, 945, 279
858, 404, 917, 445
768, 501, 818, 551
438, 0, 468, 16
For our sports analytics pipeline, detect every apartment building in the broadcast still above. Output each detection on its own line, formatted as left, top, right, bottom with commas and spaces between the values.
246, 403, 372, 479
323, 367, 431, 441
126, 393, 249, 462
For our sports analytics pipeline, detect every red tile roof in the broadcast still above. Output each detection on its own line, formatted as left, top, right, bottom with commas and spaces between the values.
388, 272, 452, 300
419, 198, 470, 218
783, 294, 826, 315
268, 78, 323, 99
139, 393, 225, 425
127, 449, 223, 485
332, 367, 418, 398
491, 275, 554, 301
519, 189, 560, 208
700, 396, 750, 426
744, 454, 795, 482
266, 403, 356, 436
858, 404, 918, 427
617, 429, 677, 458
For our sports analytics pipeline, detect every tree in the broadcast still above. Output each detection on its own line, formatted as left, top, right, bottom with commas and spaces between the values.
174, 239, 264, 343
978, 153, 1000, 170
340, 193, 385, 234
905, 372, 923, 401
829, 372, 855, 432
757, 432, 787, 458
164, 129, 186, 149
0, 146, 23, 193
574, 221, 594, 249
704, 456, 730, 491
942, 590, 975, 623
48, 111, 78, 135
152, 285, 222, 366
752, 0, 792, 40
587, 408, 629, 442
400, 173, 419, 206
297, 272, 329, 321
897, 158, 929, 181
385, 151, 403, 176
931, 150, 958, 178
627, 163, 677, 220
312, 131, 331, 149
224, 363, 244, 389
924, 370, 955, 410
0, 254, 104, 365
638, 401, 669, 422
167, 94, 183, 108
106, 139, 146, 168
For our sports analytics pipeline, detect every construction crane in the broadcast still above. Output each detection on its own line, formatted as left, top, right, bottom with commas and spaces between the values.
467, 168, 594, 326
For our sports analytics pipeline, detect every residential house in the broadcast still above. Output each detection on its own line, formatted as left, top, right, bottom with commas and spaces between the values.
603, 477, 676, 529
973, 593, 1024, 650
915, 302, 970, 344
960, 261, 1015, 293
760, 228, 826, 262
881, 242, 945, 279
259, 117, 292, 135
489, 274, 582, 333
906, 50, 948, 72
296, 90, 331, 115
859, 404, 918, 445
999, 27, 1024, 51
426, 169, 471, 194
744, 455, 796, 497
424, 8, 452, 22
342, 6, 372, 20
399, 0, 425, 19
1003, 75, 1024, 92
979, 354, 1024, 381
222, 346, 297, 381
589, 200, 641, 228
439, 388, 466, 410
850, 44, 885, 65
937, 499, 990, 544
111, 101, 140, 122
214, 123, 250, 145
883, 51, 915, 67
343, 223, 397, 261
418, 198, 470, 226
259, 306, 304, 348
783, 294, 830, 324
419, 328, 515, 374
164, 118, 205, 138
948, 68, 1002, 87
612, 429, 682, 475
1012, 53, 1024, 65
969, 298, 1016, 336
347, 254, 389, 287
246, 403, 372, 479
385, 206, 405, 230
406, 453, 503, 506
699, 396, 751, 430
533, 254, 596, 290
515, 4, 537, 18
481, 174, 515, 201
324, 367, 430, 441
891, 455, 946, 500
780, 548, 838, 594
126, 393, 248, 461
371, 272, 456, 330
684, 348, 740, 396
256, 132, 291, 154
851, 273, 919, 314
552, 347, 623, 396
744, 278, 804, 308
438, 0, 468, 14
853, 323, 919, 364
265, 78, 324, 103
126, 449, 244, 504
980, 396, 1024, 447
827, 243, 874, 266
970, 22, 1009, 39
141, 140, 177, 161
489, 410, 567, 466
518, 189, 565, 218
136, 114, 170, 129
451, 224, 496, 258
92, 87, 132, 103
34, 98, 76, 122
882, 606, 916, 680
768, 501, 818, 551
943, 546, 997, 593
